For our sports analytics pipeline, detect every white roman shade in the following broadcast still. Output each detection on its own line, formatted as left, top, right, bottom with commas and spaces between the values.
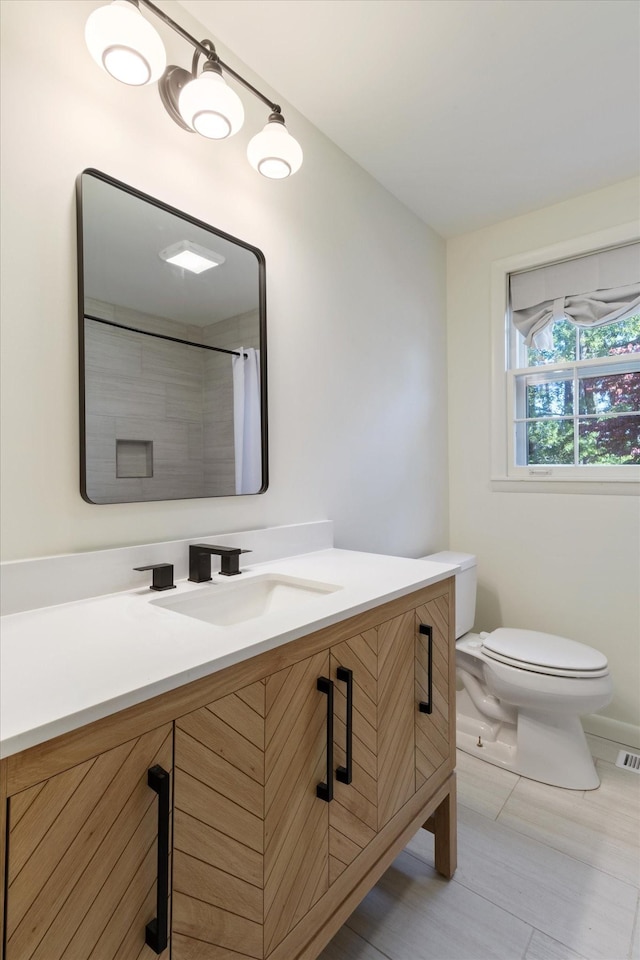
510, 241, 640, 350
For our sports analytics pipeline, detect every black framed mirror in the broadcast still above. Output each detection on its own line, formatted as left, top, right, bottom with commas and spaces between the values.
77, 169, 267, 503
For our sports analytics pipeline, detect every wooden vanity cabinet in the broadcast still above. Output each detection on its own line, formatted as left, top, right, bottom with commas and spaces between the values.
3, 723, 173, 960
172, 581, 455, 959
0, 577, 456, 960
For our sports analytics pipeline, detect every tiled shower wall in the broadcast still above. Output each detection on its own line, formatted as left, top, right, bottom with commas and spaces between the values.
83, 299, 258, 502
84, 299, 206, 502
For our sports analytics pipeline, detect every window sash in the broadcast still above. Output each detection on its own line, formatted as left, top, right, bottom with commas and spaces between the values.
507, 354, 640, 474
514, 308, 640, 369
511, 354, 640, 380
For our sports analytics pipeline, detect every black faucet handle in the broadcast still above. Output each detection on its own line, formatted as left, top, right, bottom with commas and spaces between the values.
134, 563, 176, 592
219, 547, 252, 576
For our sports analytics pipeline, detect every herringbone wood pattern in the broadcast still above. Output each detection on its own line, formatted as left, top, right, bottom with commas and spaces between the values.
415, 597, 450, 789
5, 724, 173, 960
329, 631, 378, 883
173, 682, 266, 960
377, 612, 417, 828
264, 650, 331, 955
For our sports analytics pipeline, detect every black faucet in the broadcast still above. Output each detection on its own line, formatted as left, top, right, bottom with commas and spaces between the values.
188, 544, 251, 581
133, 563, 176, 591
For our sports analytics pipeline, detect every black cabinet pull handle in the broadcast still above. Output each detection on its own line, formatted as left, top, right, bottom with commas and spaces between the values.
418, 623, 433, 715
336, 666, 353, 785
316, 677, 334, 802
145, 764, 170, 954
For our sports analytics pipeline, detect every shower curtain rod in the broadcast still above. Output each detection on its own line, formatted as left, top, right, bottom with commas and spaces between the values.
85, 314, 249, 358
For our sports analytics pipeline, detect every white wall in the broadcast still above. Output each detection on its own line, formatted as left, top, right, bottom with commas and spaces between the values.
447, 179, 640, 737
0, 0, 448, 563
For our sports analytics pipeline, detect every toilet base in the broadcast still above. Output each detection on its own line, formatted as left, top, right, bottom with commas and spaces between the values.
456, 695, 601, 790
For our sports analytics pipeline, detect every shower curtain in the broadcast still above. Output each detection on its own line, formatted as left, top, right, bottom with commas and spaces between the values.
232, 348, 261, 494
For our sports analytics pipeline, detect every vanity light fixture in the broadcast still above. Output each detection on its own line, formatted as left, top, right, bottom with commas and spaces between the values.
85, 0, 166, 85
159, 240, 225, 274
248, 113, 303, 179
177, 41, 244, 140
85, 0, 303, 177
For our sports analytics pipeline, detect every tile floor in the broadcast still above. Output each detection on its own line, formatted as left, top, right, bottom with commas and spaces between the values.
319, 735, 640, 960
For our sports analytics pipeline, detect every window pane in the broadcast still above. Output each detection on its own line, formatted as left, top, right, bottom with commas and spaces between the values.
527, 319, 577, 366
579, 314, 640, 360
522, 420, 574, 464
578, 416, 640, 464
579, 370, 640, 415
527, 379, 574, 418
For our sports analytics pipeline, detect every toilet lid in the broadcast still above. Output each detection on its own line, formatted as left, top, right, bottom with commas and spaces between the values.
481, 628, 609, 677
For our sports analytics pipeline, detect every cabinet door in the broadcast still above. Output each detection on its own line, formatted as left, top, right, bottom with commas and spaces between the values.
328, 630, 378, 884
264, 649, 331, 956
5, 723, 172, 960
377, 610, 417, 828
172, 654, 332, 960
172, 680, 266, 960
415, 593, 452, 789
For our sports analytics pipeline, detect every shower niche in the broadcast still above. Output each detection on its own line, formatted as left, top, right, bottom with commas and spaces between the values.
77, 169, 267, 504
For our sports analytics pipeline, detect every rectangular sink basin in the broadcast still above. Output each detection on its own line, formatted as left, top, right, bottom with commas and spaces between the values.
151, 573, 341, 627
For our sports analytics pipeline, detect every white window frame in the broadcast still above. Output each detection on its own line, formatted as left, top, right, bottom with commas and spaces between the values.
490, 223, 640, 488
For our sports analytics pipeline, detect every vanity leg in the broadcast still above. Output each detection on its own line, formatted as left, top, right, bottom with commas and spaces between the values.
422, 773, 457, 879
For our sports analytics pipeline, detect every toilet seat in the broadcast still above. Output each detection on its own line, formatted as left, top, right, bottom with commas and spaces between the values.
481, 628, 610, 679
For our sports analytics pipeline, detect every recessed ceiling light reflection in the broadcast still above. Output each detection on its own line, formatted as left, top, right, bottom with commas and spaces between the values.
159, 240, 226, 274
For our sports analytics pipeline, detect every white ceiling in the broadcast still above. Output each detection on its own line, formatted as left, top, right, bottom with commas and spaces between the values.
180, 0, 640, 237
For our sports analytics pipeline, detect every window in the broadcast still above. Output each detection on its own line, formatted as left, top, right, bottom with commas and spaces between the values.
510, 315, 640, 473
491, 229, 640, 485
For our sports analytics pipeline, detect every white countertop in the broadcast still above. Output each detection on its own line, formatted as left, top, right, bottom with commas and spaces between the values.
0, 548, 457, 758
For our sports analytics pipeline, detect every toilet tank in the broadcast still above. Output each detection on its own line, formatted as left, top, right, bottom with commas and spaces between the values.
419, 551, 477, 639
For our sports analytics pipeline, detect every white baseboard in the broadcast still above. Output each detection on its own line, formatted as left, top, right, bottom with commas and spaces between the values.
582, 713, 640, 749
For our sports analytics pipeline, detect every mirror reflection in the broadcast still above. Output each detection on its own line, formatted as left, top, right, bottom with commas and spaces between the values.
77, 169, 267, 503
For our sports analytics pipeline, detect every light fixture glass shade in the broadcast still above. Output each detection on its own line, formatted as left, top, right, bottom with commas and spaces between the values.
247, 118, 303, 179
85, 0, 167, 86
178, 71, 244, 139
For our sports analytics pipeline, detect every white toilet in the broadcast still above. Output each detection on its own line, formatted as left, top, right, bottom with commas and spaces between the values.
422, 551, 613, 790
